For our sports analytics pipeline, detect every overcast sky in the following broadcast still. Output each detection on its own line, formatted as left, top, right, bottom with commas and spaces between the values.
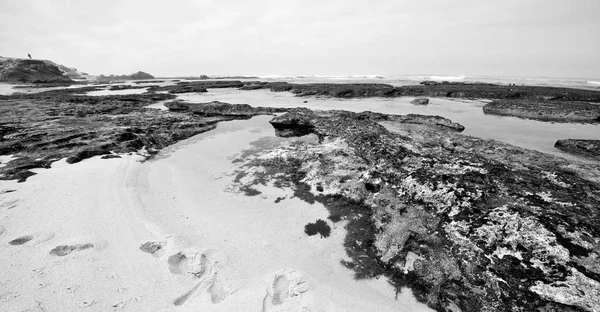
1, 0, 598, 78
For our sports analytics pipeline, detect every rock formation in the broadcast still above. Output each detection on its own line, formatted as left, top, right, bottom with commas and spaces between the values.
0, 56, 75, 83
411, 97, 429, 105
233, 108, 600, 312
555, 139, 600, 160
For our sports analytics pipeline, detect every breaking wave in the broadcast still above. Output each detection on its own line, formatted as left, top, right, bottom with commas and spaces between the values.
429, 75, 467, 81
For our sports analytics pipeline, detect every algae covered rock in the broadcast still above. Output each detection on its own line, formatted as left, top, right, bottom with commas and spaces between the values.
555, 139, 600, 160
233, 108, 600, 312
411, 97, 429, 105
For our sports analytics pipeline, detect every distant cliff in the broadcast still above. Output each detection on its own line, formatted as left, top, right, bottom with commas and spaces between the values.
0, 56, 85, 83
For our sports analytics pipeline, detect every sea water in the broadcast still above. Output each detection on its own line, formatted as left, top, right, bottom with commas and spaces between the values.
177, 88, 600, 163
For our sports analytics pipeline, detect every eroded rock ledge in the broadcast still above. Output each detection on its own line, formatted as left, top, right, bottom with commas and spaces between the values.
234, 108, 600, 312
164, 100, 287, 117
555, 139, 600, 160
483, 100, 600, 123
269, 108, 465, 138
0, 89, 282, 182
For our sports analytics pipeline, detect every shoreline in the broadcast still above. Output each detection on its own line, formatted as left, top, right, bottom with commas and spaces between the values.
1, 80, 599, 311
0, 117, 432, 311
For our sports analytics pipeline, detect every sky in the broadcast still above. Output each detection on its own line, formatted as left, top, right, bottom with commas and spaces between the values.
1, 0, 599, 78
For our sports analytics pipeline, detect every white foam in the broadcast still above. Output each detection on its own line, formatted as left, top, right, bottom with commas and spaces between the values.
429, 75, 466, 81
588, 81, 600, 85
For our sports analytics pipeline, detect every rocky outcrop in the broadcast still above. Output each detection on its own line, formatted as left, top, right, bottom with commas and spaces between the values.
164, 100, 287, 118
555, 139, 600, 160
0, 89, 268, 181
238, 80, 600, 103
483, 100, 600, 122
96, 71, 154, 82
166, 85, 208, 94
411, 97, 429, 105
147, 80, 245, 93
174, 80, 245, 88
269, 108, 465, 137
0, 57, 74, 84
233, 108, 600, 312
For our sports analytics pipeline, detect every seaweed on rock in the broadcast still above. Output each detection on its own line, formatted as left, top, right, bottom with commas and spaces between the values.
232, 108, 600, 312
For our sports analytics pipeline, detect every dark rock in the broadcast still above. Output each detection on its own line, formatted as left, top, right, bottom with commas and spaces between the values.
555, 139, 600, 160
234, 107, 600, 312
165, 100, 288, 118
269, 108, 465, 136
174, 80, 244, 88
108, 85, 150, 91
101, 154, 122, 159
411, 97, 430, 105
483, 99, 600, 123
66, 147, 111, 164
0, 57, 73, 83
0, 88, 269, 181
167, 85, 208, 94
133, 80, 164, 84
96, 71, 154, 82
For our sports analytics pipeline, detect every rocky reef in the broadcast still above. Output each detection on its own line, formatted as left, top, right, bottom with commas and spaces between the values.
483, 100, 600, 123
232, 108, 600, 312
0, 89, 281, 182
164, 100, 287, 117
238, 81, 600, 123
147, 80, 246, 94
268, 108, 465, 137
555, 139, 600, 160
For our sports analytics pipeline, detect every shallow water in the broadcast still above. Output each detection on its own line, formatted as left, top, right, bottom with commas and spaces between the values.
177, 89, 600, 163
138, 115, 433, 311
85, 87, 149, 96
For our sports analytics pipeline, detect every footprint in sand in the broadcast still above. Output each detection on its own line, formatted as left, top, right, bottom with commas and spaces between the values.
0, 199, 18, 210
168, 251, 209, 276
139, 241, 164, 256
8, 232, 55, 246
9, 235, 33, 245
170, 250, 212, 306
208, 276, 229, 304
168, 249, 234, 306
49, 237, 107, 256
262, 269, 310, 312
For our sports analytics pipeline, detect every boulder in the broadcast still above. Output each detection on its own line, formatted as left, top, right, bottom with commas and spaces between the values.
411, 97, 429, 105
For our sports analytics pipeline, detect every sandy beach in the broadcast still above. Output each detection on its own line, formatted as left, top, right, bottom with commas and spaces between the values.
0, 116, 432, 311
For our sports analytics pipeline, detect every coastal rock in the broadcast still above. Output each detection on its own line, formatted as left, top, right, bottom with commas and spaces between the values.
241, 80, 600, 104
555, 139, 600, 160
483, 99, 600, 122
174, 80, 244, 88
0, 88, 264, 181
410, 97, 429, 105
234, 108, 600, 312
96, 71, 154, 82
166, 85, 208, 94
269, 108, 466, 135
148, 80, 244, 93
164, 100, 288, 118
0, 56, 74, 84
